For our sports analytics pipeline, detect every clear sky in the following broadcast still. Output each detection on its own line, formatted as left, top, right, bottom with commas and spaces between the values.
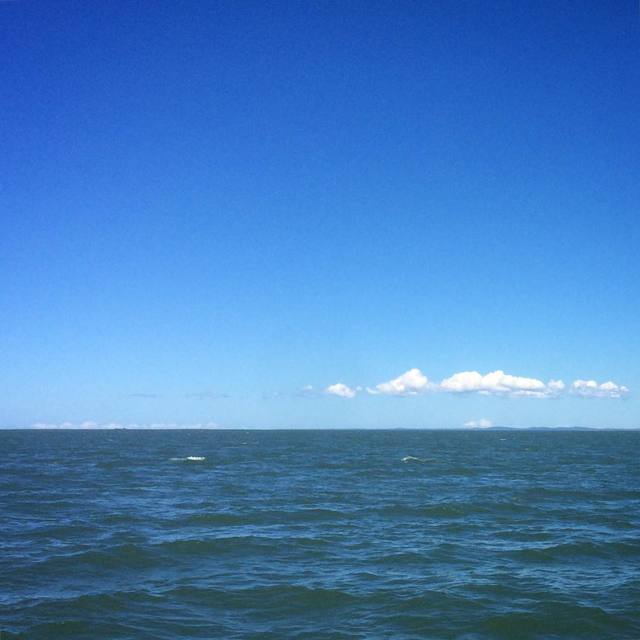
1, 1, 638, 429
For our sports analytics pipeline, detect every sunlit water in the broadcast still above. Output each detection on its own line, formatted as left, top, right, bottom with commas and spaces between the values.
1, 429, 639, 639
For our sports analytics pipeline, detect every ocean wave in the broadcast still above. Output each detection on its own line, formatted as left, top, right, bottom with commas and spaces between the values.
168, 507, 348, 528
479, 602, 635, 637
374, 501, 535, 519
167, 583, 360, 608
508, 539, 640, 562
4, 429, 640, 640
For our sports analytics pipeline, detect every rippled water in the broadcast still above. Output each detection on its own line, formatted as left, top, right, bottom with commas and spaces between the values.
1, 429, 639, 639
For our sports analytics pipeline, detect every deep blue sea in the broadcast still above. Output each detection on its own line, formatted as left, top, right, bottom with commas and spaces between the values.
1, 429, 639, 639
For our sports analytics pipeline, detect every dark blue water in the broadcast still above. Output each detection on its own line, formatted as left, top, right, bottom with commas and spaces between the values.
1, 429, 639, 639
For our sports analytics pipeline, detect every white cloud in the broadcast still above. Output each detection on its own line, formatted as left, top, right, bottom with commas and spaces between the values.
571, 379, 629, 399
31, 421, 102, 429
464, 418, 493, 428
439, 370, 559, 397
367, 368, 431, 396
28, 421, 220, 429
367, 368, 566, 398
325, 383, 357, 398
547, 379, 566, 392
324, 369, 627, 401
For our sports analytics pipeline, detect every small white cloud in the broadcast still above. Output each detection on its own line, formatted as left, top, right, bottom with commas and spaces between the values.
547, 379, 566, 392
464, 418, 493, 428
325, 383, 357, 398
368, 368, 431, 396
571, 379, 629, 399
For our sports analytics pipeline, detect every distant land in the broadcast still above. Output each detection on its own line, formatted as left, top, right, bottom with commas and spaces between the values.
480, 425, 638, 431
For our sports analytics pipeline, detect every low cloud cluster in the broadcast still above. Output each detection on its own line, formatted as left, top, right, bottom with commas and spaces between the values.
30, 421, 220, 430
324, 368, 628, 400
464, 418, 493, 428
570, 379, 629, 399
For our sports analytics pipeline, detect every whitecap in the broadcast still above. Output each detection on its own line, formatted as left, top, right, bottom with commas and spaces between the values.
402, 455, 427, 463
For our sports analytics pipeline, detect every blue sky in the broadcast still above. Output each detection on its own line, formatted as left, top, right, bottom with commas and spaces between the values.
1, 1, 638, 428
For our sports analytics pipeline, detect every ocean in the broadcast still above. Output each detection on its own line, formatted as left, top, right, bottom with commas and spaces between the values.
1, 429, 639, 639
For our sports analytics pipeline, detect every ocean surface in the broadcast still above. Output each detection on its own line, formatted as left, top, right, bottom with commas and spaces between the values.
1, 429, 639, 639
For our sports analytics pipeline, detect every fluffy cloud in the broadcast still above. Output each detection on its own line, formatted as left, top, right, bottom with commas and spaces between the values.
571, 380, 629, 399
367, 368, 431, 396
368, 368, 564, 398
357, 368, 627, 399
325, 383, 357, 398
439, 370, 561, 398
464, 418, 493, 428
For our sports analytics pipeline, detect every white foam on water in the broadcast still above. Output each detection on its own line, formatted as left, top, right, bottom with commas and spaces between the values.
170, 456, 206, 462
402, 455, 427, 463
